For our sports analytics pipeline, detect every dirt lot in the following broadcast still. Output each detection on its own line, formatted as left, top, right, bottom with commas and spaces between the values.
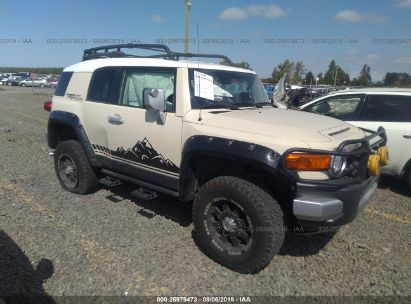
0, 86, 410, 298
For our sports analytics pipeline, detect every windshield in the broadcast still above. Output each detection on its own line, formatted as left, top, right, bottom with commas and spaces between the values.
189, 69, 269, 109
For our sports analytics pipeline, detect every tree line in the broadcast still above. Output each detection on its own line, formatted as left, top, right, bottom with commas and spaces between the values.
2, 62, 411, 88
0, 67, 64, 75
265, 59, 382, 87
226, 59, 411, 88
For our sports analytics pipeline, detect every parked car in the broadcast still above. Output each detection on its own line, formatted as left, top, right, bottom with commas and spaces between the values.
43, 44, 388, 273
298, 88, 411, 190
0, 77, 9, 85
48, 76, 60, 88
19, 78, 48, 87
263, 83, 274, 101
6, 76, 26, 86
17, 72, 31, 78
1, 73, 16, 85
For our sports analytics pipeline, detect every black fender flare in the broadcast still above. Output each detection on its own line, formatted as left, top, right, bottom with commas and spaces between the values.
47, 111, 101, 167
179, 135, 290, 200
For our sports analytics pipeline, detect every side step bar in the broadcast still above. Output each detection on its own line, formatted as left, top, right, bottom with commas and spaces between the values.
131, 188, 158, 200
98, 176, 122, 187
101, 169, 179, 198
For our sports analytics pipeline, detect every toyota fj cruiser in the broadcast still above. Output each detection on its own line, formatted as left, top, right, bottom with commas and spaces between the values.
46, 44, 388, 273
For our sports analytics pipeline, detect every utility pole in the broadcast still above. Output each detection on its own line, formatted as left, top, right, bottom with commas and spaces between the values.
184, 0, 191, 55
333, 67, 338, 88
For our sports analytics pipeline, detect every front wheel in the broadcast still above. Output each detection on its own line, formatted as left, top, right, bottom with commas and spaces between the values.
54, 140, 98, 194
193, 176, 285, 273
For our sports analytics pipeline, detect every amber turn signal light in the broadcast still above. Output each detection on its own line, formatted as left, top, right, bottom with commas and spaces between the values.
285, 153, 332, 171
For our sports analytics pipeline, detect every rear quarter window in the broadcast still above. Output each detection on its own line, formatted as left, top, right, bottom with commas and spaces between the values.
54, 72, 73, 97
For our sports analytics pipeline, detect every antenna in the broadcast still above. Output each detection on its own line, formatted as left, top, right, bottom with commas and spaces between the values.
196, 23, 200, 68
184, 0, 191, 55
196, 23, 202, 121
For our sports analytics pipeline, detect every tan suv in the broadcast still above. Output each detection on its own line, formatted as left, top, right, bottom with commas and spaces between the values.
46, 44, 388, 273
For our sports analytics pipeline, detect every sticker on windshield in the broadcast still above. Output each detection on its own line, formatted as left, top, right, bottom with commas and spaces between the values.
194, 71, 214, 100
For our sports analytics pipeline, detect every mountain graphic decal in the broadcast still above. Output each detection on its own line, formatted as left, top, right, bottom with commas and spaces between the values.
92, 138, 179, 173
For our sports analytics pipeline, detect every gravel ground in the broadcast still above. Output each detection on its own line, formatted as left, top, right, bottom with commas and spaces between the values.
0, 86, 410, 298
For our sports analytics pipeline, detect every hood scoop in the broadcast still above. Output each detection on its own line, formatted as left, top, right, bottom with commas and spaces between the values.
320, 125, 351, 140
328, 127, 350, 137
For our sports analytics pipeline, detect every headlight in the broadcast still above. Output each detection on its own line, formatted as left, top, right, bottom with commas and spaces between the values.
329, 155, 347, 177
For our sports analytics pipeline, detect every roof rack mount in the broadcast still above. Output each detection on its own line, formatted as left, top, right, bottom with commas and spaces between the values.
82, 43, 234, 66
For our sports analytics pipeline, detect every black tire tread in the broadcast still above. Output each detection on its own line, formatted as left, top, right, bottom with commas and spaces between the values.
193, 176, 285, 273
54, 140, 98, 195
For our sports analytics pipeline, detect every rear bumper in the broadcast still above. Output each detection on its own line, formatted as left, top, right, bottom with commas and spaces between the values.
293, 175, 378, 227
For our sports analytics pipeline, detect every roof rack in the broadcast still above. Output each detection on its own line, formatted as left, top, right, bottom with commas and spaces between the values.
82, 43, 234, 66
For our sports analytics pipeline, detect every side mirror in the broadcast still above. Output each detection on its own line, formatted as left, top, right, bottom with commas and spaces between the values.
143, 88, 166, 124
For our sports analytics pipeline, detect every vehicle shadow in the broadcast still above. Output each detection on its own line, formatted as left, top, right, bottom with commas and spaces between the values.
0, 230, 55, 303
378, 175, 410, 197
104, 183, 193, 227
279, 230, 337, 257
105, 184, 336, 258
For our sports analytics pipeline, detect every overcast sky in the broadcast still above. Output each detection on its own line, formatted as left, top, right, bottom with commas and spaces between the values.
0, 0, 410, 80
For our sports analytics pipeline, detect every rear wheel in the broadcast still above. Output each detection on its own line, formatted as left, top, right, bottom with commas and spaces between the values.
193, 176, 285, 273
54, 140, 98, 194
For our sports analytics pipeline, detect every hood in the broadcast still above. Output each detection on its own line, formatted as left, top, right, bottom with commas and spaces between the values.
186, 107, 363, 144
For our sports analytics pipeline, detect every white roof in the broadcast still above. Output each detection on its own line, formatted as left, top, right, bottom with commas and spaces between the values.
64, 58, 256, 74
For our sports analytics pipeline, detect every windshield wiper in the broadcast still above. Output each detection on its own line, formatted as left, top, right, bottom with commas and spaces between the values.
255, 102, 272, 108
233, 102, 271, 108
200, 103, 239, 110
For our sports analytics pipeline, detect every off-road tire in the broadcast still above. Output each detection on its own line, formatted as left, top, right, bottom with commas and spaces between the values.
192, 176, 285, 273
54, 140, 98, 194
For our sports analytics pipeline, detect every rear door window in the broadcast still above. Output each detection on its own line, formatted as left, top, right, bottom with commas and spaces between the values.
360, 95, 411, 122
